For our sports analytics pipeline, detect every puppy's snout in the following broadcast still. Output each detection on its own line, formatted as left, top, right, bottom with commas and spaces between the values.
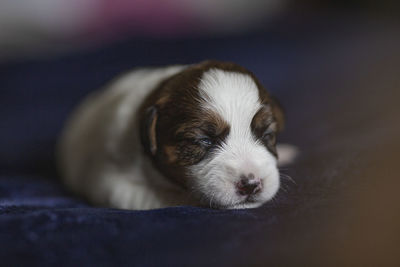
237, 173, 262, 196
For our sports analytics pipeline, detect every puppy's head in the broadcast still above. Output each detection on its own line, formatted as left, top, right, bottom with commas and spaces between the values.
140, 61, 284, 209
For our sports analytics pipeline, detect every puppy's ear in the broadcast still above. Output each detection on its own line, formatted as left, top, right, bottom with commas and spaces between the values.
140, 106, 158, 155
270, 96, 285, 132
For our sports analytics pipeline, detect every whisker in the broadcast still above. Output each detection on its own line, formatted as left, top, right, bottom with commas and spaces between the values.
279, 186, 288, 193
278, 167, 290, 171
209, 191, 216, 208
269, 195, 279, 207
280, 173, 296, 185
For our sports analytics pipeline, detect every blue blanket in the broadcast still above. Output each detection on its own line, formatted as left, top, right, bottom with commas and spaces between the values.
1, 17, 399, 266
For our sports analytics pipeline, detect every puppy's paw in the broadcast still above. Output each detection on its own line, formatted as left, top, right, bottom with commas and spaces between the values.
277, 144, 299, 167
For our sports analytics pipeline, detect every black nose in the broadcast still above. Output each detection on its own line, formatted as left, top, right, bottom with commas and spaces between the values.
237, 174, 262, 196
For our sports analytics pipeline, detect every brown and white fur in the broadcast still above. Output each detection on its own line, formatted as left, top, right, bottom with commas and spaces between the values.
57, 61, 296, 210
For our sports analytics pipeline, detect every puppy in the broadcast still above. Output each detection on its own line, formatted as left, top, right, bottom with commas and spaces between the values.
57, 61, 294, 210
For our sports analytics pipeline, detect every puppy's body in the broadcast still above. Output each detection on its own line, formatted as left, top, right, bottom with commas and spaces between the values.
58, 61, 292, 210
58, 66, 188, 209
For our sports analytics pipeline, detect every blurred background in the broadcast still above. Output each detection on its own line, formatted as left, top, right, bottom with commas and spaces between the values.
0, 0, 399, 61
1, 1, 400, 266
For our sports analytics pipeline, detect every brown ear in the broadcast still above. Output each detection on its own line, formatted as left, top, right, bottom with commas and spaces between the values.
140, 106, 158, 155
270, 96, 285, 132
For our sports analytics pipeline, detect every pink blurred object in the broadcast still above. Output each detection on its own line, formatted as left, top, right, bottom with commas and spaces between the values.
0, 0, 286, 58
89, 0, 194, 38
88, 0, 286, 38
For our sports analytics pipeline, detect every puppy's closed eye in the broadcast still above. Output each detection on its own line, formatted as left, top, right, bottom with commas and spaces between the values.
174, 139, 210, 165
262, 130, 276, 146
193, 136, 214, 147
251, 104, 279, 155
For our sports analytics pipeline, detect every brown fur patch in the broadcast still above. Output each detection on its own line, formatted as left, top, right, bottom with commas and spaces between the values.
164, 145, 178, 163
148, 109, 158, 155
251, 105, 278, 156
138, 60, 283, 187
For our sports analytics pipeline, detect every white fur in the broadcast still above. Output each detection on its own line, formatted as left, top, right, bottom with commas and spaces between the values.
191, 69, 280, 209
58, 65, 294, 210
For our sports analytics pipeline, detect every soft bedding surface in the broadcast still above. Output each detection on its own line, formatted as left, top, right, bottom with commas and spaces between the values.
1, 16, 399, 266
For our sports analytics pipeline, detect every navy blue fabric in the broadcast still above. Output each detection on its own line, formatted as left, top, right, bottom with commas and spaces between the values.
1, 17, 400, 266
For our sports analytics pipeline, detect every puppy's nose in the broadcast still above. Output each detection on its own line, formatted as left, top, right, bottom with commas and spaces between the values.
237, 173, 262, 196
